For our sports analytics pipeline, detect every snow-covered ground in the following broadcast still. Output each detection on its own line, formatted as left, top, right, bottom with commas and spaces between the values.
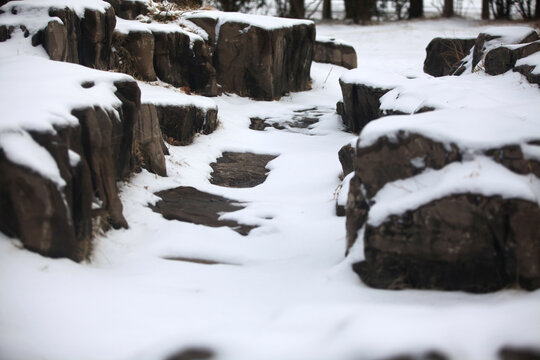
1, 19, 540, 360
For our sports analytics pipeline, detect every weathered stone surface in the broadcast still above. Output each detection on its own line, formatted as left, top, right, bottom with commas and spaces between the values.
136, 104, 167, 176
354, 194, 540, 292
210, 152, 278, 188
112, 30, 156, 80
314, 38, 357, 69
156, 103, 217, 145
515, 63, 540, 86
338, 143, 355, 177
379, 351, 448, 360
423, 37, 475, 77
187, 14, 315, 100
33, 6, 116, 69
150, 186, 256, 235
153, 30, 217, 96
339, 81, 389, 133
484, 41, 540, 76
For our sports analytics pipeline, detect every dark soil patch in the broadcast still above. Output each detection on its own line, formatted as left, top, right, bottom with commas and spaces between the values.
210, 152, 278, 188
149, 186, 255, 235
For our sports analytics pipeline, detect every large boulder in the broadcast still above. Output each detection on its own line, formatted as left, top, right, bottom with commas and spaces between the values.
0, 56, 165, 261
484, 41, 540, 76
112, 29, 157, 81
314, 36, 357, 69
185, 11, 315, 100
423, 37, 475, 77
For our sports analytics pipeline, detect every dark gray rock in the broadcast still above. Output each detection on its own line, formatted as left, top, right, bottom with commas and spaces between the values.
150, 186, 256, 235
136, 104, 167, 176
354, 194, 540, 292
153, 30, 217, 96
31, 5, 116, 69
484, 41, 540, 76
187, 14, 315, 100
112, 30, 156, 81
338, 143, 355, 177
423, 37, 475, 77
156, 103, 217, 145
499, 347, 540, 360
105, 0, 149, 20
210, 152, 278, 188
338, 81, 389, 134
314, 38, 357, 69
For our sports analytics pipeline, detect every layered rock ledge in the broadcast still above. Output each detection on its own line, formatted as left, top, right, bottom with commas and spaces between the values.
314, 36, 357, 69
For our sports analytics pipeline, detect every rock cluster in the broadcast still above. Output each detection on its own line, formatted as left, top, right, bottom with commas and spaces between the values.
339, 27, 540, 292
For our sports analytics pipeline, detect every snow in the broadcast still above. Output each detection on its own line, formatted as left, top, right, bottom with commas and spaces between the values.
482, 26, 538, 44
114, 18, 205, 45
339, 67, 407, 88
138, 81, 218, 110
316, 36, 353, 47
368, 156, 540, 226
1, 17, 540, 360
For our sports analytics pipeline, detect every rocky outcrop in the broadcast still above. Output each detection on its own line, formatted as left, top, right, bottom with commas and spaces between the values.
210, 152, 278, 188
338, 142, 355, 177
35, 6, 116, 70
186, 12, 315, 100
423, 37, 475, 77
314, 37, 357, 69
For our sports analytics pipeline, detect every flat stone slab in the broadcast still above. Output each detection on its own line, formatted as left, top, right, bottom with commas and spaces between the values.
210, 152, 277, 188
162, 256, 239, 266
149, 186, 255, 235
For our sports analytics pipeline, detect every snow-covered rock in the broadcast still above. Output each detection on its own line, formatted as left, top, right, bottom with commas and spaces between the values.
423, 37, 476, 77
314, 36, 357, 70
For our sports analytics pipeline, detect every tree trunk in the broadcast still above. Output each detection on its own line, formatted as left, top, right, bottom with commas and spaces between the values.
289, 0, 305, 18
443, 0, 454, 16
323, 0, 332, 19
409, 0, 424, 18
535, 0, 540, 19
482, 0, 490, 18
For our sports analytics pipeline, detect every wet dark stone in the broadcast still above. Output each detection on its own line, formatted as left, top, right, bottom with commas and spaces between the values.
150, 186, 256, 235
379, 350, 448, 360
210, 152, 278, 188
162, 257, 239, 265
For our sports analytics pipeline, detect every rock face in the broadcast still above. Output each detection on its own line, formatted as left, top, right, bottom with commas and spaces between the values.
186, 12, 315, 100
423, 37, 475, 77
136, 104, 167, 176
112, 30, 156, 81
356, 194, 540, 292
314, 37, 357, 69
338, 81, 390, 133
153, 30, 217, 96
156, 103, 218, 145
36, 6, 116, 70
